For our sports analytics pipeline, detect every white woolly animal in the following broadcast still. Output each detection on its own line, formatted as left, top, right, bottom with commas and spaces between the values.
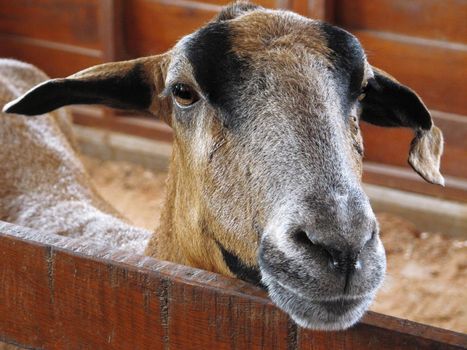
0, 59, 151, 254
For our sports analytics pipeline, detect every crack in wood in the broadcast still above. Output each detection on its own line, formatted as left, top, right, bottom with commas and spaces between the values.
156, 278, 171, 350
45, 246, 55, 305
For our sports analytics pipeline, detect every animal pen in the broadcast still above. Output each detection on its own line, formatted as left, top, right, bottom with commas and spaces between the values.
0, 1, 466, 349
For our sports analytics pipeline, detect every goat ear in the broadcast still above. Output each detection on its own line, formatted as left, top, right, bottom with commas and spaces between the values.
360, 67, 445, 186
2, 54, 171, 119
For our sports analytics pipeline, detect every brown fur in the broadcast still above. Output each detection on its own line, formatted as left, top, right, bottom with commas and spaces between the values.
230, 10, 331, 61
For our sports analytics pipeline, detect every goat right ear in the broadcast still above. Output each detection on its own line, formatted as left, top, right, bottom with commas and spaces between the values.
360, 67, 445, 186
2, 53, 171, 120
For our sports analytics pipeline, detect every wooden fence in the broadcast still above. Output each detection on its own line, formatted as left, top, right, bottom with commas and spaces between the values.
1, 221, 465, 350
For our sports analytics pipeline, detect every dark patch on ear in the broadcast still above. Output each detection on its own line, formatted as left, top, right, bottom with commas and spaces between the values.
217, 242, 264, 287
216, 2, 260, 21
186, 22, 250, 128
321, 23, 365, 102
3, 63, 153, 116
360, 71, 432, 130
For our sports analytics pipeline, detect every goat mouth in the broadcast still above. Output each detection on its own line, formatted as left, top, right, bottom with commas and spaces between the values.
261, 270, 374, 331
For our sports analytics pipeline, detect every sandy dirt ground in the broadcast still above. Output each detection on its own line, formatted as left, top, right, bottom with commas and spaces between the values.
82, 156, 467, 333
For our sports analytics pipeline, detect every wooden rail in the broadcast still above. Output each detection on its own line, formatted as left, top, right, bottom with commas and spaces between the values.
1, 221, 465, 350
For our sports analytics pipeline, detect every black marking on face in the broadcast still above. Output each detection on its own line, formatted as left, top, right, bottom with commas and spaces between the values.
321, 23, 365, 109
217, 242, 264, 287
4, 63, 153, 116
185, 22, 250, 128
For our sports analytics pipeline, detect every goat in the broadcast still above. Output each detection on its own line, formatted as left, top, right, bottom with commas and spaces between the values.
2, 2, 444, 330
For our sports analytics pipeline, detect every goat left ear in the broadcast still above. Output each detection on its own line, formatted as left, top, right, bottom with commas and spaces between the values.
360, 67, 445, 186
2, 54, 171, 120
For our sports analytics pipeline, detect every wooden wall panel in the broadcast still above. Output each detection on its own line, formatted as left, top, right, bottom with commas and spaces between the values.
0, 0, 101, 50
123, 0, 219, 56
123, 0, 291, 57
292, 0, 336, 21
335, 0, 467, 43
0, 33, 102, 77
0, 0, 107, 78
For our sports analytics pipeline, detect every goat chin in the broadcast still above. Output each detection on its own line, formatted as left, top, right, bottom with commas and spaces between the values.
261, 270, 375, 330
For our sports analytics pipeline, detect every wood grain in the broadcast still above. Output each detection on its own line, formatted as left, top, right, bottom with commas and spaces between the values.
335, 0, 467, 44
123, 0, 220, 56
297, 0, 336, 21
0, 0, 101, 49
1, 222, 466, 349
0, 33, 103, 77
99, 0, 126, 61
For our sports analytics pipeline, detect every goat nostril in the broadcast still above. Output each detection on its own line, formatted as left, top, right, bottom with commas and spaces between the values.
292, 230, 360, 271
293, 230, 315, 248
293, 230, 344, 266
324, 247, 342, 269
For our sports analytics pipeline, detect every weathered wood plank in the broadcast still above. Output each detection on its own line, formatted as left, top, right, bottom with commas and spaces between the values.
335, 0, 467, 43
0, 33, 103, 78
123, 0, 219, 57
0, 0, 101, 50
0, 222, 466, 349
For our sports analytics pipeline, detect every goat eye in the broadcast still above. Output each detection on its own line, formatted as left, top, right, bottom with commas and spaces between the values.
172, 83, 199, 107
